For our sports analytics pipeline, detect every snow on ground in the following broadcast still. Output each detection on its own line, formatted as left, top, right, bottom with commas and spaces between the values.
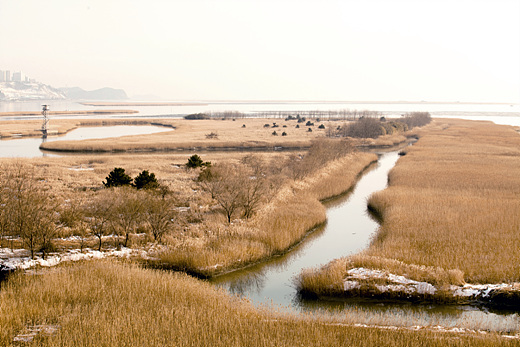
344, 267, 520, 300
344, 267, 437, 295
0, 247, 139, 271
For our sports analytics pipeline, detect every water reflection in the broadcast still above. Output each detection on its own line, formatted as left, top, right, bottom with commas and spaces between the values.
212, 223, 328, 298
0, 125, 170, 158
212, 152, 398, 308
211, 150, 520, 331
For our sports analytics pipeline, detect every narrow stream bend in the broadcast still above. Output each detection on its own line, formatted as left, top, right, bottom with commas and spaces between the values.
211, 150, 520, 332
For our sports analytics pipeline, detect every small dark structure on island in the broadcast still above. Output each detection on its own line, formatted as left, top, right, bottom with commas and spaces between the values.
41, 104, 49, 138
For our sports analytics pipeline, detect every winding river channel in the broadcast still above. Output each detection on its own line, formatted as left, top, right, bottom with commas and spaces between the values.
212, 150, 520, 332
1, 117, 519, 332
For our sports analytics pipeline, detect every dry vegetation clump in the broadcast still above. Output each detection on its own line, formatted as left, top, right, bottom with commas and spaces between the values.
0, 260, 514, 346
158, 145, 377, 277
299, 118, 520, 301
326, 112, 430, 143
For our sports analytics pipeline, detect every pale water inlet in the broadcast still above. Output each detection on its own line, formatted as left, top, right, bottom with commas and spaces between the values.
0, 125, 170, 158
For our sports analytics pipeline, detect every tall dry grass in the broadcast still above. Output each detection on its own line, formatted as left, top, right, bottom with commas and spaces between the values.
158, 152, 377, 277
0, 260, 514, 346
366, 119, 520, 284
300, 119, 520, 296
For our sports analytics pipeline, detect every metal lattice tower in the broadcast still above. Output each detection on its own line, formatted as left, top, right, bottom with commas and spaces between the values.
41, 104, 49, 138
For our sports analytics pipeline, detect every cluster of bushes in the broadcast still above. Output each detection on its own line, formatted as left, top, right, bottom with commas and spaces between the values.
187, 138, 355, 223
0, 163, 178, 260
103, 168, 159, 190
184, 113, 210, 120
186, 154, 280, 223
330, 112, 431, 139
184, 111, 247, 120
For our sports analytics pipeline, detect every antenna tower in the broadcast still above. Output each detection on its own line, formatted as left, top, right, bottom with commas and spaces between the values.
41, 105, 49, 138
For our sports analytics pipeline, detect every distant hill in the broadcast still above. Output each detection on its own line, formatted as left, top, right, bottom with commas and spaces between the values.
60, 87, 128, 100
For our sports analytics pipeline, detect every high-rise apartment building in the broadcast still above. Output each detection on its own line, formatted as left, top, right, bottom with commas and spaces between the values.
12, 71, 23, 82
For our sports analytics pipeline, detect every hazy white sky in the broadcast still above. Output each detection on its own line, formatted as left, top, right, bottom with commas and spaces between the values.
1, 0, 519, 102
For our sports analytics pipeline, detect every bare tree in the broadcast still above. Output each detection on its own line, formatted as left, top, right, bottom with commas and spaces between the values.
199, 159, 271, 222
83, 192, 113, 252
110, 187, 145, 248
3, 163, 58, 259
0, 164, 11, 248
198, 164, 245, 223
240, 155, 269, 219
143, 192, 176, 243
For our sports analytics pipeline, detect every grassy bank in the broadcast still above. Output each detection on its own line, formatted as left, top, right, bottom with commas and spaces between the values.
156, 151, 378, 277
1, 260, 516, 346
35, 117, 411, 153
298, 119, 520, 304
38, 118, 322, 152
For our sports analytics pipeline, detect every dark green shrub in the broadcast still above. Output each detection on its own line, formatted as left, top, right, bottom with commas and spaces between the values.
133, 170, 159, 190
186, 154, 211, 169
103, 168, 132, 187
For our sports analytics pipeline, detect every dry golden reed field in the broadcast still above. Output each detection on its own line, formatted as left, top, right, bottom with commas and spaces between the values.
367, 119, 520, 284
2, 116, 519, 345
2, 260, 515, 347
299, 119, 520, 299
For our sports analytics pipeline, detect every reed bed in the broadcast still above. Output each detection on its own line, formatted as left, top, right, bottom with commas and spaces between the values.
158, 152, 377, 277
299, 119, 520, 299
366, 119, 520, 284
0, 260, 515, 346
39, 118, 321, 152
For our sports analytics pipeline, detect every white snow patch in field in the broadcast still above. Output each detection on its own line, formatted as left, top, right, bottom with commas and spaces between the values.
345, 267, 437, 295
0, 247, 138, 271
344, 267, 519, 299
344, 280, 360, 291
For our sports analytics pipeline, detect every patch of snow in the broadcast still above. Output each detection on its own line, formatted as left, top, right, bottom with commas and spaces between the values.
344, 280, 360, 291
346, 267, 436, 295
68, 166, 94, 171
344, 267, 519, 300
0, 247, 140, 271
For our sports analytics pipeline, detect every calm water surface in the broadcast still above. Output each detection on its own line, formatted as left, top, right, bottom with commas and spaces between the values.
211, 150, 520, 331
0, 125, 170, 158
1, 100, 519, 121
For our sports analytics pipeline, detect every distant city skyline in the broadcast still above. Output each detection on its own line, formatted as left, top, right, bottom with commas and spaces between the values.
1, 0, 519, 102
0, 69, 36, 83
